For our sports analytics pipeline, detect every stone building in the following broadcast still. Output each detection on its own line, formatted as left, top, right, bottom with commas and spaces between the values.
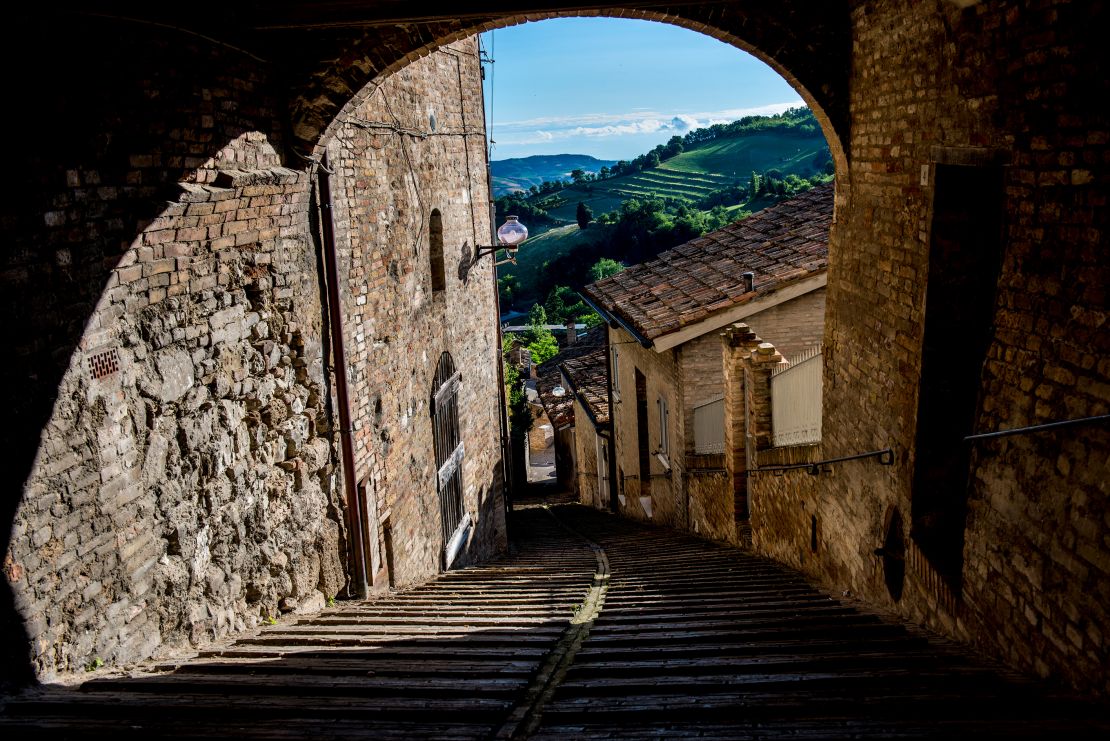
583, 185, 831, 542
0, 32, 505, 681
562, 341, 614, 511
534, 326, 610, 498
328, 40, 508, 588
1, 1, 1107, 701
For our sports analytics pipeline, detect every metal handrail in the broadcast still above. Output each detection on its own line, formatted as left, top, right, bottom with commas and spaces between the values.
747, 448, 895, 476
964, 414, 1110, 442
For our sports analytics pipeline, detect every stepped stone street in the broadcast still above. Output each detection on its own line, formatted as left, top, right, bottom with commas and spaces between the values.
2, 502, 1106, 739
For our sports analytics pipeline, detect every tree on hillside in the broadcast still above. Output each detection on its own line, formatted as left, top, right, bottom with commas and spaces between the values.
576, 201, 593, 230
570, 168, 586, 184
517, 304, 557, 363
498, 274, 520, 309
544, 285, 591, 325
589, 258, 624, 282
662, 135, 684, 160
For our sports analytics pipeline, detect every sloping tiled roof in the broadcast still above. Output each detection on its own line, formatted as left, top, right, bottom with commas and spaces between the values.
582, 183, 832, 342
535, 326, 608, 429
561, 344, 610, 427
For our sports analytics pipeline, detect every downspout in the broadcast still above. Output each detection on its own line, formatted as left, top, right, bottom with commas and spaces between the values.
316, 151, 368, 598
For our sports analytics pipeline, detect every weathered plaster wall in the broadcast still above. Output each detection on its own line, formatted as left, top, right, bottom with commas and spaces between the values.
573, 399, 605, 511
609, 327, 685, 527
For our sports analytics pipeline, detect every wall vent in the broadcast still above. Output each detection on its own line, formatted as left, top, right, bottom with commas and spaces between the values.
87, 348, 120, 380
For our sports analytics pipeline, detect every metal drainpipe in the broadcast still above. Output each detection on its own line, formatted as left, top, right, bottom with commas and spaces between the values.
316, 151, 369, 598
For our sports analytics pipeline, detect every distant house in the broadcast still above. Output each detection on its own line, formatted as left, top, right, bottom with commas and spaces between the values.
582, 183, 832, 544
534, 326, 609, 496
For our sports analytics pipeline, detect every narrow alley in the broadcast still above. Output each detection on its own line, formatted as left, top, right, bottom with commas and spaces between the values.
2, 502, 1106, 739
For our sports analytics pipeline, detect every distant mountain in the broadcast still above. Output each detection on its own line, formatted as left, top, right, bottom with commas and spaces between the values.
491, 154, 617, 197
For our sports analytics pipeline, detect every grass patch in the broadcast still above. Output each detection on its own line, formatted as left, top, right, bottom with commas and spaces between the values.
498, 223, 605, 302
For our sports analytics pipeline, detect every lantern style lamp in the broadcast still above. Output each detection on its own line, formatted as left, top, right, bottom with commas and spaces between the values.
474, 215, 528, 266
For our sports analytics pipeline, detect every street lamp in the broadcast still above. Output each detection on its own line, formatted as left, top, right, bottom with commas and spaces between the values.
473, 215, 528, 266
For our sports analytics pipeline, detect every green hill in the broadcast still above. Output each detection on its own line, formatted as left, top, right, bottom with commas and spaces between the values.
499, 223, 600, 301
537, 131, 828, 223
491, 154, 616, 196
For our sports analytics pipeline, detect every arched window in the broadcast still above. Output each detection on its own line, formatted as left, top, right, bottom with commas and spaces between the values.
429, 209, 446, 293
432, 352, 466, 566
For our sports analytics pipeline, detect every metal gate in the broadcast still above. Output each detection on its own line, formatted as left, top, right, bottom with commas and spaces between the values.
771, 345, 823, 447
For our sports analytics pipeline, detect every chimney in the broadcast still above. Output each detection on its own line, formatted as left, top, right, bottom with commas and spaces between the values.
742, 271, 755, 293
566, 320, 577, 345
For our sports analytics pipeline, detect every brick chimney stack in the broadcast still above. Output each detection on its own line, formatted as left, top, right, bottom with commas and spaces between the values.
566, 320, 576, 345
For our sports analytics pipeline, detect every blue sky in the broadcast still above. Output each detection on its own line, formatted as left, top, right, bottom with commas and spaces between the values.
481, 18, 804, 162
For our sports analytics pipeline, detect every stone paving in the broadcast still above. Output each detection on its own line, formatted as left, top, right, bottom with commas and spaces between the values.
1, 502, 1107, 739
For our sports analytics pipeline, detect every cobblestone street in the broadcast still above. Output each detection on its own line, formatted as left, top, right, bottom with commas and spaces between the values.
2, 502, 1106, 739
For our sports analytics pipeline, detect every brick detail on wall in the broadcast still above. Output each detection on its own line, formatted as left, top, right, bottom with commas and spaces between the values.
326, 39, 506, 589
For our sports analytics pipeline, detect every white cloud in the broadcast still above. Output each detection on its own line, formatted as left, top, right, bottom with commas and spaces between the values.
494, 100, 804, 146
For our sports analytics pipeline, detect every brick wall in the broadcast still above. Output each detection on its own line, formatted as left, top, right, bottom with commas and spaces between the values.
326, 39, 506, 588
680, 289, 826, 456
745, 288, 826, 363
4, 0, 1107, 698
749, 0, 1110, 696
4, 106, 346, 681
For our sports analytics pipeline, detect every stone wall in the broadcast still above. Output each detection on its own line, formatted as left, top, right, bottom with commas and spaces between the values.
1, 20, 506, 682
0, 16, 351, 680
327, 39, 506, 588
3, 0, 1107, 699
5, 134, 346, 680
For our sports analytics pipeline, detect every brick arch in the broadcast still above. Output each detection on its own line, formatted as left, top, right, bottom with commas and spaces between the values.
287, 4, 851, 176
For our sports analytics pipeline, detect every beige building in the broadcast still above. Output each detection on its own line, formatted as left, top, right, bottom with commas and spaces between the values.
583, 185, 832, 544
534, 326, 611, 503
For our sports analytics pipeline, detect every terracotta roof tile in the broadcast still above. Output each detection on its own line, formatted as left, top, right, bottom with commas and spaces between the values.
583, 184, 832, 341
534, 326, 608, 429
561, 344, 610, 427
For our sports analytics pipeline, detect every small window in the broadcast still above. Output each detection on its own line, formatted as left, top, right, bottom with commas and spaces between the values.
657, 395, 670, 455
429, 209, 445, 293
611, 346, 621, 399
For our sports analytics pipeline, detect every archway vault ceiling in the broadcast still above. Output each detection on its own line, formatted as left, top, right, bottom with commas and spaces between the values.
65, 1, 852, 161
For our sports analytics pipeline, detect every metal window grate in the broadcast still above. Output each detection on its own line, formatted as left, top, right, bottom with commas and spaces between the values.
87, 348, 120, 380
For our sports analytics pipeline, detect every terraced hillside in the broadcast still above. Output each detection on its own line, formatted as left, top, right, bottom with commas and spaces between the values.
542, 131, 828, 223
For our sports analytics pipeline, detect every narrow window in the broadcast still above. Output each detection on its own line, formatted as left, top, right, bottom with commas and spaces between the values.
596, 437, 610, 509
635, 369, 650, 491
429, 209, 445, 293
611, 345, 621, 399
432, 352, 466, 568
656, 395, 669, 455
